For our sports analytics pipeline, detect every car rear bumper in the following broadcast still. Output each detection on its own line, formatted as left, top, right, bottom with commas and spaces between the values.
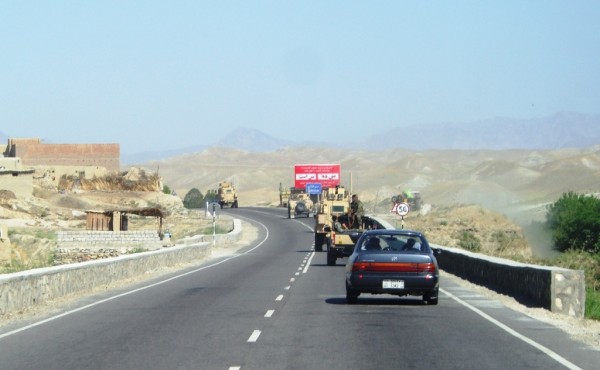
347, 274, 439, 295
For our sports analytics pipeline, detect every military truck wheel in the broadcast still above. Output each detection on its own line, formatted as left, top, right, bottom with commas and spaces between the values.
327, 252, 336, 266
315, 233, 324, 252
295, 202, 306, 215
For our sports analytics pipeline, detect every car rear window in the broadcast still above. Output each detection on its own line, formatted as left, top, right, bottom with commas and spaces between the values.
358, 234, 426, 252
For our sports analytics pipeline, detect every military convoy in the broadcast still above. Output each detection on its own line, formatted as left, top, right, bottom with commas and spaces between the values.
313, 185, 388, 265
217, 181, 238, 208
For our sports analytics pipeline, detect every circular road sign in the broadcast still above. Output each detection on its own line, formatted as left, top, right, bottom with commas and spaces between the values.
395, 202, 410, 216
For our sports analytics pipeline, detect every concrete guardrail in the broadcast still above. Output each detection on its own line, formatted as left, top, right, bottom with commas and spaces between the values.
0, 219, 242, 316
434, 244, 585, 318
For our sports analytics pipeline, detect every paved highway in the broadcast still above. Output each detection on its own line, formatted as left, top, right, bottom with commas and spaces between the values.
0, 207, 598, 369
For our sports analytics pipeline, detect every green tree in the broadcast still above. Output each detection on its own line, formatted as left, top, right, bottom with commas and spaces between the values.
183, 188, 204, 209
162, 184, 171, 195
546, 191, 600, 253
204, 189, 218, 203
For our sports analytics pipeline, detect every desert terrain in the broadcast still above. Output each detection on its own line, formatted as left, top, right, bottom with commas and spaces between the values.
3, 144, 600, 265
144, 144, 600, 258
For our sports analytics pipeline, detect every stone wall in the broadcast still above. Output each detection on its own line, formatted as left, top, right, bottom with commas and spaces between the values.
55, 230, 165, 264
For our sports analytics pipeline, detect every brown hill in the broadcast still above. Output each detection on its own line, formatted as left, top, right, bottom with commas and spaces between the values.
151, 145, 600, 219
3, 145, 599, 267
145, 145, 600, 259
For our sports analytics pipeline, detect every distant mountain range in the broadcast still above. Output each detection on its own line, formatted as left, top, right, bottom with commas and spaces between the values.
123, 111, 600, 164
2, 112, 599, 164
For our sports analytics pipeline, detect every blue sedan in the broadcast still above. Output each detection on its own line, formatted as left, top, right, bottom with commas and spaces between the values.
345, 229, 441, 305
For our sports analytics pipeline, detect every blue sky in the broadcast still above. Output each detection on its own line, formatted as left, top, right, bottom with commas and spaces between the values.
2, 1, 599, 154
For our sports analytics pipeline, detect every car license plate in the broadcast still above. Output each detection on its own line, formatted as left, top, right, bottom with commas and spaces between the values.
383, 280, 404, 289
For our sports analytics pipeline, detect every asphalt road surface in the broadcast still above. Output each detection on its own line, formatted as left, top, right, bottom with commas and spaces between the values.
0, 207, 598, 370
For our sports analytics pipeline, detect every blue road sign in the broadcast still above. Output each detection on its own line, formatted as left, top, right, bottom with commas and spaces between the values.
306, 183, 322, 195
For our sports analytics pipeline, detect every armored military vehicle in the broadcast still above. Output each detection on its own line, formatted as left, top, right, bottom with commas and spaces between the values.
287, 191, 314, 219
314, 185, 351, 255
217, 181, 238, 209
315, 185, 391, 265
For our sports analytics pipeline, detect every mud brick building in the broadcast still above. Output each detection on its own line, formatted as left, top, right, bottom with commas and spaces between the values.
4, 138, 120, 171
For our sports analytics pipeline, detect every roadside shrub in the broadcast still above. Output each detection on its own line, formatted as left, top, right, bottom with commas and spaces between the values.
546, 191, 600, 253
183, 188, 204, 209
457, 231, 481, 252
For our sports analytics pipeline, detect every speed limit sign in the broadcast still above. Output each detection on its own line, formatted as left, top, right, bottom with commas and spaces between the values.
394, 202, 410, 216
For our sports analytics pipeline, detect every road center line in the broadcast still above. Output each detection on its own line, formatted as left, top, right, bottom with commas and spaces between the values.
247, 330, 261, 343
275, 294, 284, 301
265, 310, 275, 318
303, 251, 316, 273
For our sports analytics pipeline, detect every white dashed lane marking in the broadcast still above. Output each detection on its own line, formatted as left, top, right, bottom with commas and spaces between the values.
247, 330, 261, 343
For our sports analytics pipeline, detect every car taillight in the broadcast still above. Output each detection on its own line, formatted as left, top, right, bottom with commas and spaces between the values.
352, 262, 437, 273
420, 263, 437, 273
352, 262, 369, 272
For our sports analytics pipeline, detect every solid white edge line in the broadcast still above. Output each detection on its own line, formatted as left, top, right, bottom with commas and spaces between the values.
0, 214, 271, 340
248, 330, 261, 342
440, 288, 582, 370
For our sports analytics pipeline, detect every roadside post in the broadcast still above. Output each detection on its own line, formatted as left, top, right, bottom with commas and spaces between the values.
209, 201, 220, 246
391, 202, 410, 229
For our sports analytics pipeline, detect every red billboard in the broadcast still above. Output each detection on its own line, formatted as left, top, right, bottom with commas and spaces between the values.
294, 164, 341, 189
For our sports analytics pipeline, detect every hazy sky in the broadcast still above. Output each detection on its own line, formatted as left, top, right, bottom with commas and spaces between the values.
2, 1, 599, 154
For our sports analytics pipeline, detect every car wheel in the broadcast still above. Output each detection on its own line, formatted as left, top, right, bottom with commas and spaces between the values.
346, 282, 359, 304
423, 292, 439, 305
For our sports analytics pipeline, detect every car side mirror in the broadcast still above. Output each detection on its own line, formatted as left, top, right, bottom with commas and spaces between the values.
432, 248, 442, 256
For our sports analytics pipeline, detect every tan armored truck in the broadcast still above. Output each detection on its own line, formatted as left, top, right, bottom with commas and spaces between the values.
314, 185, 391, 265
288, 191, 314, 219
217, 181, 238, 209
